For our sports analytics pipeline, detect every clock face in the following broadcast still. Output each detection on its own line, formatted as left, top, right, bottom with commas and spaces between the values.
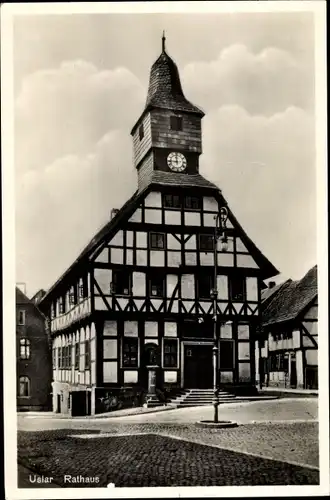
167, 152, 187, 172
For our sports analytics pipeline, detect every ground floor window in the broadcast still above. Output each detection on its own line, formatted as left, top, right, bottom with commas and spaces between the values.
123, 338, 139, 367
163, 339, 178, 368
19, 376, 30, 397
219, 340, 234, 370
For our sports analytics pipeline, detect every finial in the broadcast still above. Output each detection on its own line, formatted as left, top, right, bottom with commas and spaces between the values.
162, 30, 166, 52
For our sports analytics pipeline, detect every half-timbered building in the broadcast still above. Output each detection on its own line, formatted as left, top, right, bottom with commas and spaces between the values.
256, 265, 318, 390
39, 37, 278, 415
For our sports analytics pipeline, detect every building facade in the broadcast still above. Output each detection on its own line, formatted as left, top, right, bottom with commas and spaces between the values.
39, 38, 278, 415
16, 287, 52, 411
256, 265, 318, 390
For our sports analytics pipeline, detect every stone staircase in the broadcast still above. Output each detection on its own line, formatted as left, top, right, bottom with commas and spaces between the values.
168, 388, 237, 408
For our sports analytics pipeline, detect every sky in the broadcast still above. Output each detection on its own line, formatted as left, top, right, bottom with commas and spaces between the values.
13, 10, 317, 297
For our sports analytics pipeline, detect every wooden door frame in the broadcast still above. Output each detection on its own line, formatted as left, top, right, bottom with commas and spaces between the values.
180, 340, 214, 388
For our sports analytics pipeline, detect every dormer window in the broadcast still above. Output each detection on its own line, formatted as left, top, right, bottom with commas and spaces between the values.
170, 116, 183, 131
139, 124, 144, 141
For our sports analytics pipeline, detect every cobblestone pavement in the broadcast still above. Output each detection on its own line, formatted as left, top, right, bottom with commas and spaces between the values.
18, 428, 319, 488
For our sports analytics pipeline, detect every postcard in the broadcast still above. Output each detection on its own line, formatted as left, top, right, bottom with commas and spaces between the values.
1, 1, 328, 498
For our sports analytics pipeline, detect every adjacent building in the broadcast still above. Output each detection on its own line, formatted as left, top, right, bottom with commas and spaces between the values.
16, 287, 52, 411
38, 37, 278, 416
256, 265, 318, 390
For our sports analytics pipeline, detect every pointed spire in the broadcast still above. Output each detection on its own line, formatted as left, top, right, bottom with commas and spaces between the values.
162, 30, 166, 53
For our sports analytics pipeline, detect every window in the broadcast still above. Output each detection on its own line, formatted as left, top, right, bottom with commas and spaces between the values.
58, 347, 62, 369
184, 196, 201, 210
123, 338, 139, 368
68, 345, 72, 368
229, 276, 245, 301
75, 343, 80, 370
79, 276, 88, 298
19, 338, 30, 359
19, 376, 30, 397
52, 348, 56, 368
163, 194, 182, 208
149, 275, 165, 297
163, 339, 178, 368
170, 115, 183, 131
85, 341, 90, 370
18, 310, 25, 325
112, 269, 131, 295
150, 232, 165, 250
139, 124, 144, 141
199, 234, 214, 251
69, 286, 77, 305
59, 297, 65, 314
50, 304, 55, 319
219, 341, 234, 370
197, 273, 214, 300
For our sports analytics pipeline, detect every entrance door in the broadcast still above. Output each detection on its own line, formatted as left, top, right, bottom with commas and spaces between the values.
184, 344, 213, 388
56, 394, 61, 413
290, 358, 297, 388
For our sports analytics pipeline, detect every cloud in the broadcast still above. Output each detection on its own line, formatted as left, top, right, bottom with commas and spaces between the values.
182, 44, 313, 115
200, 105, 316, 279
14, 51, 316, 294
16, 129, 136, 291
15, 60, 145, 174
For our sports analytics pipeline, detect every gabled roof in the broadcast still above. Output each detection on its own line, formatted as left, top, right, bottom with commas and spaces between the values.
16, 286, 31, 305
261, 280, 291, 304
262, 265, 318, 326
39, 180, 279, 307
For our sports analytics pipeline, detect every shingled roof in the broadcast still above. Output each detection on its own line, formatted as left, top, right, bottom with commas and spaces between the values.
144, 50, 204, 116
144, 171, 219, 190
262, 265, 317, 326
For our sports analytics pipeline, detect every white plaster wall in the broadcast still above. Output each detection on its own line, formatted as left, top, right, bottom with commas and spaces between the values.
150, 250, 165, 267
136, 232, 147, 248
94, 268, 112, 294
167, 275, 178, 297
168, 251, 181, 267
110, 230, 124, 247
306, 349, 318, 365
136, 249, 147, 266
164, 322, 177, 337
164, 371, 177, 383
124, 371, 138, 384
203, 197, 218, 212
104, 320, 117, 336
104, 339, 117, 358
103, 361, 118, 383
237, 254, 258, 269
133, 272, 146, 296
167, 234, 181, 250
181, 274, 195, 299
246, 277, 258, 302
184, 212, 201, 226
129, 208, 142, 223
145, 209, 162, 224
164, 211, 181, 225
217, 275, 228, 300
296, 350, 304, 387
144, 192, 162, 207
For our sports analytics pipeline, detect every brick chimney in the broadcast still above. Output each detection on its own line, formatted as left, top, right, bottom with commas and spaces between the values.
268, 281, 276, 289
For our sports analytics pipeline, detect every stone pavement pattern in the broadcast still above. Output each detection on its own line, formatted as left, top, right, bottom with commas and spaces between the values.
18, 429, 319, 488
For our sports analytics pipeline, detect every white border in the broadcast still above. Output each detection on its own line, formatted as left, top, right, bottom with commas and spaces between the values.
2, 1, 328, 499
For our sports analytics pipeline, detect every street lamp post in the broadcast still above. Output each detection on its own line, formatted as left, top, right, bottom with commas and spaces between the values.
210, 207, 229, 424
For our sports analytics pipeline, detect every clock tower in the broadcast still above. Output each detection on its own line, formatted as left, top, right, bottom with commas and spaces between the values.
131, 33, 205, 191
